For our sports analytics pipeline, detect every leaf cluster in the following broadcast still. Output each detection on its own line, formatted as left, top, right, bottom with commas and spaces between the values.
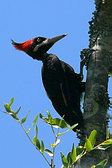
3, 98, 112, 168
61, 130, 112, 168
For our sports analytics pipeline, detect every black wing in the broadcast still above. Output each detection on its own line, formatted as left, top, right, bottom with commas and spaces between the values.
42, 55, 83, 129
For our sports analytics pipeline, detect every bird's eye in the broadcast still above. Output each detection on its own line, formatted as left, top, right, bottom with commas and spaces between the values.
37, 38, 40, 42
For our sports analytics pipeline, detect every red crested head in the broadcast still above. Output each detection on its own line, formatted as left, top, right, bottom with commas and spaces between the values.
11, 39, 33, 51
12, 34, 67, 60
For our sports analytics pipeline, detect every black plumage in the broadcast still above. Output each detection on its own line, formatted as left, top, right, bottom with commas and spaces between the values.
12, 34, 85, 132
42, 54, 85, 130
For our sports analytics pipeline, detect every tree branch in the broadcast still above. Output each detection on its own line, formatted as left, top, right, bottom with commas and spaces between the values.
76, 0, 112, 167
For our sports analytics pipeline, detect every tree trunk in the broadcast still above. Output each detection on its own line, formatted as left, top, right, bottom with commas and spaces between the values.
76, 0, 112, 167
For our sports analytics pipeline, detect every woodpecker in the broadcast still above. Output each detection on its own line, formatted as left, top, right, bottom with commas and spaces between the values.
12, 34, 85, 132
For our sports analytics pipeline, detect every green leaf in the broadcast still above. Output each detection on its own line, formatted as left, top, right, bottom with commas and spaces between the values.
6, 110, 19, 120
36, 139, 40, 150
33, 136, 40, 150
84, 130, 97, 152
58, 124, 78, 136
39, 113, 43, 119
12, 113, 19, 120
4, 98, 20, 121
21, 113, 29, 124
39, 113, 51, 124
96, 159, 108, 168
15, 107, 21, 114
40, 140, 44, 153
51, 139, 60, 148
76, 146, 84, 155
85, 139, 93, 152
21, 117, 27, 124
4, 98, 14, 113
47, 111, 52, 120
40, 112, 67, 128
4, 104, 12, 112
26, 119, 38, 135
35, 125, 38, 138
97, 139, 112, 150
71, 144, 77, 163
68, 124, 78, 131
33, 136, 37, 144
60, 152, 68, 167
67, 152, 72, 165
9, 97, 14, 106
102, 139, 112, 145
88, 130, 97, 147
45, 149, 53, 157
91, 159, 108, 168
33, 115, 38, 127
73, 146, 85, 162
51, 118, 67, 128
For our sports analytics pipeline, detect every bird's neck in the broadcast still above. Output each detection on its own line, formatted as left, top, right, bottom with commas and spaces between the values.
42, 53, 49, 60
42, 53, 56, 63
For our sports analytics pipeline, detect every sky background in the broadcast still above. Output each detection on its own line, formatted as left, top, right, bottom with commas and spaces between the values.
0, 1, 111, 168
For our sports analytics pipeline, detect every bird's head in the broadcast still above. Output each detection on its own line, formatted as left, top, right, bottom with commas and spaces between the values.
12, 34, 67, 60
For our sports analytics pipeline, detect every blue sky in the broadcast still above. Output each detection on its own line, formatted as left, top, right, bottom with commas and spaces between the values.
0, 1, 111, 168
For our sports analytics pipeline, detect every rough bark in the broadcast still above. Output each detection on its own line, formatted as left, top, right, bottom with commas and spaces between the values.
75, 0, 112, 167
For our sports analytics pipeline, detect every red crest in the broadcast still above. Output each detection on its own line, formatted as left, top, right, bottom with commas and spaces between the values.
12, 39, 33, 51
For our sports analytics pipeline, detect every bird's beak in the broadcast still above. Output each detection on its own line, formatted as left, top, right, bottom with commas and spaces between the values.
47, 34, 67, 44
33, 34, 67, 52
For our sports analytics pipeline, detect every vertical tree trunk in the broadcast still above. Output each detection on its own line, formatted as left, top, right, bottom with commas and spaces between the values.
76, 0, 112, 167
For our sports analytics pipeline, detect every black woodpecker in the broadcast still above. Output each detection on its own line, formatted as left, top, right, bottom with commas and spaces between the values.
12, 34, 85, 132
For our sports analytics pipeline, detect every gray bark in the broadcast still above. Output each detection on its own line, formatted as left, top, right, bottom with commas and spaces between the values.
75, 0, 112, 167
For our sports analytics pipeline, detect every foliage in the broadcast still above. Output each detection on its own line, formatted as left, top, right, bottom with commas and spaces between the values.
3, 98, 112, 168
